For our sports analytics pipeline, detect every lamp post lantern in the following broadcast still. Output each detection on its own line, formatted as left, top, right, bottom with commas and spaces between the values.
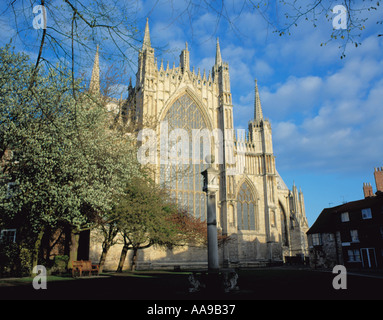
188, 156, 239, 294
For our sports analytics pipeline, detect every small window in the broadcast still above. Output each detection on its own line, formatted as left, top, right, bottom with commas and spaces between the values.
0, 229, 16, 243
341, 212, 350, 222
350, 230, 359, 242
312, 233, 322, 246
348, 249, 361, 262
362, 208, 372, 220
6, 182, 17, 199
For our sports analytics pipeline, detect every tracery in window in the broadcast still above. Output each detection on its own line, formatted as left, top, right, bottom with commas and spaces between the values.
160, 94, 209, 220
237, 182, 257, 230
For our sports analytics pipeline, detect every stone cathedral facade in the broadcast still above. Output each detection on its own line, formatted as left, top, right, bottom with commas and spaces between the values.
90, 20, 309, 270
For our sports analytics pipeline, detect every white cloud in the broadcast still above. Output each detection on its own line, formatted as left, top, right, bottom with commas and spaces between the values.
252, 31, 383, 174
196, 57, 214, 75
134, 0, 383, 176
254, 59, 274, 78
271, 56, 383, 173
261, 75, 323, 120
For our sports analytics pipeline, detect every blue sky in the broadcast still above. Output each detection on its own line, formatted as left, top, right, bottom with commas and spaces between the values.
1, 0, 383, 226
135, 0, 383, 226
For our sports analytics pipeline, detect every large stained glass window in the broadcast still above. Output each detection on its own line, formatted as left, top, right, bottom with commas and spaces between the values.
237, 182, 257, 230
160, 94, 209, 220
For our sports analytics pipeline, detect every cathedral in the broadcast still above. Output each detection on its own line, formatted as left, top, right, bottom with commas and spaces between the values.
89, 19, 309, 270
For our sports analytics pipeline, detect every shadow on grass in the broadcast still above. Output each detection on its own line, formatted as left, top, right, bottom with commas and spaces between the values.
0, 268, 382, 300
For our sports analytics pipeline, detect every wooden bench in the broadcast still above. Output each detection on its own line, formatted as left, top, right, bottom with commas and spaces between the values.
72, 260, 99, 277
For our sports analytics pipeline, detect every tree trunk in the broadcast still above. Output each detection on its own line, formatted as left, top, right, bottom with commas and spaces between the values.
116, 244, 129, 273
98, 224, 119, 273
68, 230, 80, 269
63, 225, 71, 257
31, 227, 45, 275
98, 243, 111, 273
131, 247, 138, 272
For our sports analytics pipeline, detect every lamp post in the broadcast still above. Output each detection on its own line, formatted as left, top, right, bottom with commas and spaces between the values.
191, 158, 239, 294
201, 164, 219, 272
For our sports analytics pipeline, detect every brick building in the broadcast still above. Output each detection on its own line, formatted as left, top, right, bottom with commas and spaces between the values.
307, 168, 383, 269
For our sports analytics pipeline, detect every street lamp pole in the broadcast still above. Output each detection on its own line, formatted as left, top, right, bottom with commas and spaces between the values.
201, 165, 219, 272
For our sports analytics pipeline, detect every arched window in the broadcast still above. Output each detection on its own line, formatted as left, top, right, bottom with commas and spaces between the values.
237, 182, 257, 230
160, 94, 209, 220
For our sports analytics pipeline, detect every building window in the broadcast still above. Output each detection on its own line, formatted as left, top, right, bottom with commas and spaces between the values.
341, 212, 350, 222
0, 229, 16, 243
362, 208, 372, 220
160, 94, 209, 220
361, 248, 377, 268
348, 249, 361, 262
6, 182, 17, 199
312, 233, 322, 246
350, 230, 359, 243
271, 210, 276, 227
237, 182, 257, 231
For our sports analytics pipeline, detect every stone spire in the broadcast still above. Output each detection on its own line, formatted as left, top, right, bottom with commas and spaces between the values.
142, 18, 151, 51
180, 42, 190, 73
89, 45, 100, 94
215, 38, 222, 66
299, 187, 306, 218
254, 79, 263, 121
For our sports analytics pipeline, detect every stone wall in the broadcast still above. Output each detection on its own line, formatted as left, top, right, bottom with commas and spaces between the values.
308, 232, 343, 269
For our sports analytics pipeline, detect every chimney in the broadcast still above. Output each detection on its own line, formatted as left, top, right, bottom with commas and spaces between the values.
374, 167, 383, 193
363, 183, 374, 198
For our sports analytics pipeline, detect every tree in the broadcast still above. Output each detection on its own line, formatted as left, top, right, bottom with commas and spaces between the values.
164, 0, 383, 58
97, 219, 120, 273
112, 176, 207, 272
1, 0, 381, 96
2, 0, 142, 92
0, 45, 141, 273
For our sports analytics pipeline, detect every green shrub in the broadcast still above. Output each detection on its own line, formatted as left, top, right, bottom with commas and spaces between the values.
19, 247, 32, 277
50, 255, 69, 275
0, 242, 32, 277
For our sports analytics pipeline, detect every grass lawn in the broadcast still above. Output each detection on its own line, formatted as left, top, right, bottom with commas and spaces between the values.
0, 267, 382, 300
